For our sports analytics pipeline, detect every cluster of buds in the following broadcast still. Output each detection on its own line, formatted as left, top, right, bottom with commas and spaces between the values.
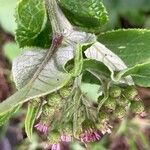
98, 85, 145, 122
34, 80, 146, 149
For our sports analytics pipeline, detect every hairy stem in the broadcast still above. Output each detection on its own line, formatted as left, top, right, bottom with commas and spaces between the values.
45, 0, 73, 37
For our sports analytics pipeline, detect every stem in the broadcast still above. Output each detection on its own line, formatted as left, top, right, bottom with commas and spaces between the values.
45, 0, 73, 37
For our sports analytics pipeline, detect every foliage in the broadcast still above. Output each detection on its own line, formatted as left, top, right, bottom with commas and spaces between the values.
0, 0, 150, 149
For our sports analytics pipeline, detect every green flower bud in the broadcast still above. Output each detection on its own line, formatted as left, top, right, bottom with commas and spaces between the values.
117, 97, 129, 106
48, 131, 60, 144
99, 111, 109, 123
104, 97, 116, 112
123, 86, 138, 100
43, 104, 55, 116
60, 123, 73, 136
59, 87, 71, 98
109, 85, 121, 98
130, 101, 144, 114
47, 92, 61, 107
114, 106, 126, 119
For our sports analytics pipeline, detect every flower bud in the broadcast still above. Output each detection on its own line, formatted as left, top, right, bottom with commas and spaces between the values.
62, 123, 73, 136
114, 106, 126, 119
123, 86, 138, 100
109, 86, 121, 98
47, 92, 61, 107
117, 97, 129, 107
130, 101, 144, 114
59, 87, 71, 98
48, 131, 60, 144
43, 104, 55, 117
98, 111, 109, 123
104, 97, 116, 112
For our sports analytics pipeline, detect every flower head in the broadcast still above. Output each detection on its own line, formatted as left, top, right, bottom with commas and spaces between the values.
34, 122, 48, 134
61, 134, 72, 142
51, 144, 61, 150
80, 129, 102, 143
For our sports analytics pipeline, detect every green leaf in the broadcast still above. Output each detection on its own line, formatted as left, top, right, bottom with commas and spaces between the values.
83, 59, 111, 79
59, 0, 108, 28
80, 83, 102, 102
0, 0, 17, 34
119, 62, 150, 87
0, 29, 95, 115
98, 29, 150, 67
84, 42, 133, 85
25, 100, 40, 141
73, 44, 84, 77
0, 105, 21, 126
16, 0, 48, 48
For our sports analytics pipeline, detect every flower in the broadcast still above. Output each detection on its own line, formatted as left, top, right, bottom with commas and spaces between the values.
61, 134, 72, 142
80, 129, 102, 143
34, 122, 48, 134
51, 143, 61, 150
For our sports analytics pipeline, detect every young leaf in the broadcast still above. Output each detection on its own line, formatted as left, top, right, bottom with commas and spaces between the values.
0, 105, 21, 126
25, 100, 41, 141
84, 42, 134, 85
16, 0, 47, 47
98, 29, 150, 67
59, 0, 108, 28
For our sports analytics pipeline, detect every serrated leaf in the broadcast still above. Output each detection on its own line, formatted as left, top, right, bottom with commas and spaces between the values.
98, 29, 150, 67
84, 42, 133, 85
16, 0, 47, 48
0, 30, 96, 114
0, 105, 21, 126
59, 0, 108, 28
25, 100, 41, 141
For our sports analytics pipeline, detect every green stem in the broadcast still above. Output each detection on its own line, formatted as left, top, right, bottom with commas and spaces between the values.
45, 0, 73, 37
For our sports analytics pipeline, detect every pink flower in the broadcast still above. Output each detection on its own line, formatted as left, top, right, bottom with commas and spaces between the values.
51, 144, 61, 150
61, 135, 72, 142
80, 130, 102, 143
34, 122, 48, 134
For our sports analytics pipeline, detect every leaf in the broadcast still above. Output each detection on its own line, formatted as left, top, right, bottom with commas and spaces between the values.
98, 29, 150, 67
0, 0, 17, 34
0, 30, 96, 114
80, 83, 102, 102
25, 100, 41, 141
0, 105, 21, 126
83, 59, 111, 79
59, 0, 108, 28
84, 42, 134, 85
73, 44, 84, 76
16, 0, 48, 48
118, 62, 150, 87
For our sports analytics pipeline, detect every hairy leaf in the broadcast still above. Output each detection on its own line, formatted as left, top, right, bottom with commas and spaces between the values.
0, 105, 21, 126
59, 0, 108, 28
98, 29, 150, 67
16, 0, 47, 47
118, 62, 150, 87
0, 30, 96, 114
25, 100, 41, 141
84, 42, 133, 84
